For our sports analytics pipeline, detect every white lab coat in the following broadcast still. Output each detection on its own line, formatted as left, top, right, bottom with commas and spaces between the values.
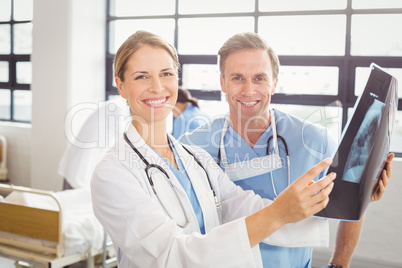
91, 124, 328, 267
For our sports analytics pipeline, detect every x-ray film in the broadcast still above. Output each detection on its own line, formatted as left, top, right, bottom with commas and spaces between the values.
315, 63, 398, 221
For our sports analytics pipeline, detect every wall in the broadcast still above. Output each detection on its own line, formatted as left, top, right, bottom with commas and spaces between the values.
29, 0, 105, 190
0, 0, 105, 190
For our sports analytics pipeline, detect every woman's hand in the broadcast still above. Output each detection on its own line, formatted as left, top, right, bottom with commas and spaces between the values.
246, 158, 336, 247
271, 158, 336, 225
371, 153, 394, 202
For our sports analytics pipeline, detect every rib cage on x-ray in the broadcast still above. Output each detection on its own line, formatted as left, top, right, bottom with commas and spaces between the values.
342, 99, 385, 183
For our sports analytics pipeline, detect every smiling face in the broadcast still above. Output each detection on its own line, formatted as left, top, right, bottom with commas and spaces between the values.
116, 45, 178, 124
220, 48, 278, 127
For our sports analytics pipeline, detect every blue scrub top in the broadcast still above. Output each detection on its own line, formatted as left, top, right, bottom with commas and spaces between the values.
153, 138, 206, 234
173, 104, 212, 139
181, 109, 337, 268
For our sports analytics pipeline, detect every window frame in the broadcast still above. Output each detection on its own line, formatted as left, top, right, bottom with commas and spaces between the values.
0, 0, 31, 123
105, 0, 402, 156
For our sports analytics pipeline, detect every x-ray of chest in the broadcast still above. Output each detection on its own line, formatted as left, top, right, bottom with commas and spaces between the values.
315, 63, 398, 221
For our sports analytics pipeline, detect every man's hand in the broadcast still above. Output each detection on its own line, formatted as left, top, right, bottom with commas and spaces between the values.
371, 153, 394, 202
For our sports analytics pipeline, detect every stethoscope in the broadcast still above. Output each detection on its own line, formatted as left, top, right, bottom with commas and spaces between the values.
123, 133, 222, 228
217, 109, 291, 197
267, 134, 290, 197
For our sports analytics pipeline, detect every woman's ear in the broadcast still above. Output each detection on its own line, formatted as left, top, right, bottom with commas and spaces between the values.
115, 76, 127, 99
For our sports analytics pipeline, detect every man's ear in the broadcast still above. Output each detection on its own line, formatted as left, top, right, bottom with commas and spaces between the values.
271, 77, 278, 95
115, 76, 127, 99
220, 75, 227, 93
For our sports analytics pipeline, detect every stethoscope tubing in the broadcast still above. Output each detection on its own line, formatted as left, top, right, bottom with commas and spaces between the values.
123, 132, 221, 227
217, 110, 291, 197
267, 135, 291, 197
124, 133, 190, 227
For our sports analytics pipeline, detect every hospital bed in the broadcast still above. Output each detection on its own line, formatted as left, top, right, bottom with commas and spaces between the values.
0, 183, 117, 268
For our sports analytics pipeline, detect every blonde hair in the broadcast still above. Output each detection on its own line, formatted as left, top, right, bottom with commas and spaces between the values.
114, 31, 180, 82
218, 32, 280, 79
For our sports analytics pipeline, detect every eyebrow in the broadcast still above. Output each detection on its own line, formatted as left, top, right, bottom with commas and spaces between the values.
131, 67, 175, 77
161, 67, 175, 72
228, 72, 269, 78
228, 72, 244, 78
254, 72, 269, 77
131, 71, 148, 77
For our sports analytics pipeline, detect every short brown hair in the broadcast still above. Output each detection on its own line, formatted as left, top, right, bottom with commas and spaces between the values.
114, 31, 180, 82
218, 32, 280, 79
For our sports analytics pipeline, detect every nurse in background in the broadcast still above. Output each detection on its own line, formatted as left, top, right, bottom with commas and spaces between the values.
90, 30, 337, 267
172, 88, 211, 138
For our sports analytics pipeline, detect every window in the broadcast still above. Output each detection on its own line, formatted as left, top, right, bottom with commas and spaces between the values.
106, 0, 402, 155
0, 0, 33, 122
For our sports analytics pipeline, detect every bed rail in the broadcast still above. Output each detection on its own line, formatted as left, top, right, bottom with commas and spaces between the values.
0, 183, 117, 268
0, 183, 64, 257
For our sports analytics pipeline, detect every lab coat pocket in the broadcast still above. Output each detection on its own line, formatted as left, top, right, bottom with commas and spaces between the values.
198, 190, 221, 233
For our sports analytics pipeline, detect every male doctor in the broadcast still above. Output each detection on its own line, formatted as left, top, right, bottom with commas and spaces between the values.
180, 32, 393, 268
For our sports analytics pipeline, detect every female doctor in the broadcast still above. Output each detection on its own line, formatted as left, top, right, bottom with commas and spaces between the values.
90, 31, 336, 268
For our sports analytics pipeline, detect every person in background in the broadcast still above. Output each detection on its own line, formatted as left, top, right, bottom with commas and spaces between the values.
172, 87, 212, 138
180, 32, 393, 268
59, 98, 130, 189
90, 30, 337, 267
